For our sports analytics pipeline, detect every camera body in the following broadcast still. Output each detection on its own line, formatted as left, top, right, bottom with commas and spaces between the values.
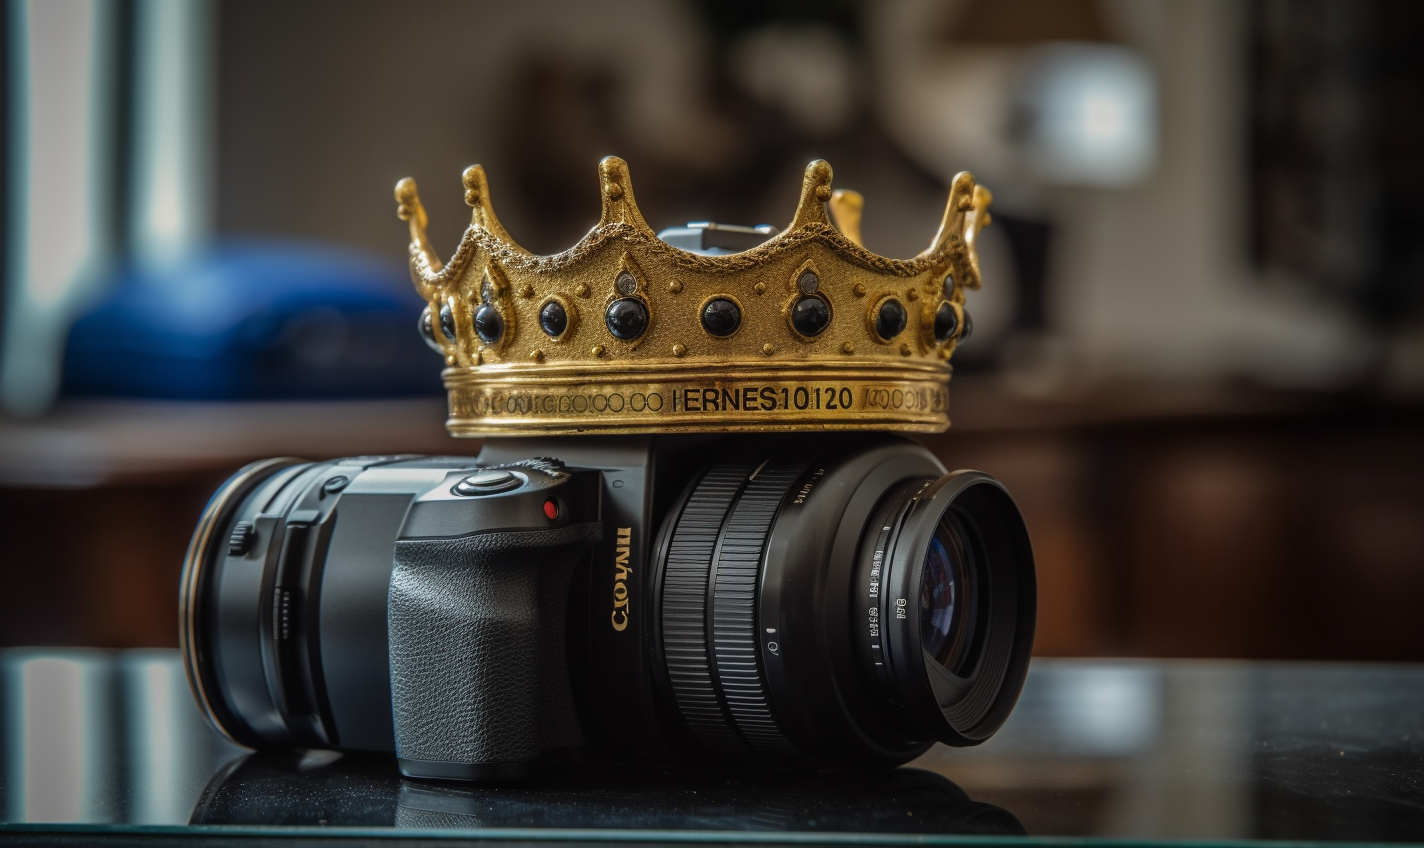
182, 434, 1035, 781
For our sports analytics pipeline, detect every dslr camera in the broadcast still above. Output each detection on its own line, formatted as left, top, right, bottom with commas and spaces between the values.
180, 158, 1036, 781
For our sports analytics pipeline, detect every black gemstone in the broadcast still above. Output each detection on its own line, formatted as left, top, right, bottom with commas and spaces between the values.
606, 298, 649, 340
701, 297, 741, 337
960, 308, 973, 341
474, 305, 504, 344
439, 302, 457, 341
539, 301, 568, 338
791, 295, 830, 336
419, 306, 443, 352
875, 299, 907, 340
942, 273, 954, 299
933, 302, 958, 342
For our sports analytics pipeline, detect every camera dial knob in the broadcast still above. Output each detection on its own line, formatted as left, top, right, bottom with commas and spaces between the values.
452, 469, 521, 496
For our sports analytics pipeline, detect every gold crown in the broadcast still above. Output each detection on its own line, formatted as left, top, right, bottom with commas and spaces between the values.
395, 157, 990, 436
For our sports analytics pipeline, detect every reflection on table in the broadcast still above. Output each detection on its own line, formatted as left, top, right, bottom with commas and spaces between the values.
2, 650, 1422, 843
193, 752, 1021, 835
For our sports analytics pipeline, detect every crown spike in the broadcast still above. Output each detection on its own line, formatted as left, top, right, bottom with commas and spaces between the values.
829, 188, 864, 247
394, 177, 445, 284
598, 156, 655, 234
462, 164, 526, 252
925, 172, 989, 291
926, 171, 975, 257
789, 160, 833, 230
959, 183, 993, 290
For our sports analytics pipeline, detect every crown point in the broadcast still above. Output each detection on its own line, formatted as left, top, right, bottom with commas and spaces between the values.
530, 349, 545, 363
853, 283, 867, 298
461, 165, 484, 208
761, 342, 775, 356
900, 343, 913, 356
791, 160, 834, 228
668, 280, 683, 294
519, 284, 534, 299
753, 282, 767, 296
842, 341, 855, 354
462, 166, 483, 207
907, 289, 919, 301
599, 156, 629, 202
446, 354, 457, 366
394, 177, 418, 213
591, 344, 606, 357
575, 283, 590, 298
672, 343, 687, 357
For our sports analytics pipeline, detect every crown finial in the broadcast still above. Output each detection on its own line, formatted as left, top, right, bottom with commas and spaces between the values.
926, 172, 992, 289
598, 156, 654, 234
790, 160, 834, 229
394, 177, 444, 288
461, 164, 521, 248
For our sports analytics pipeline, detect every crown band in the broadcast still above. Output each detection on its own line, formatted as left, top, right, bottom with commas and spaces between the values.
443, 361, 950, 436
396, 157, 991, 437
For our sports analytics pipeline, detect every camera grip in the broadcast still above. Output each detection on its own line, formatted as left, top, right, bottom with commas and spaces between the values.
388, 523, 599, 781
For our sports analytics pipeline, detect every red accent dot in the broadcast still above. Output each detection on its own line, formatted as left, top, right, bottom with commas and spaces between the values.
543, 499, 559, 520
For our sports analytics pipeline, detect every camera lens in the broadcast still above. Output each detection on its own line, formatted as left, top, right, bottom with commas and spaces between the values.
920, 518, 966, 668
654, 437, 1034, 766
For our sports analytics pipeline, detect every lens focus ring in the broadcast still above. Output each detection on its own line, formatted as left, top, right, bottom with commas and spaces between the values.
660, 455, 809, 760
707, 457, 807, 757
661, 461, 757, 754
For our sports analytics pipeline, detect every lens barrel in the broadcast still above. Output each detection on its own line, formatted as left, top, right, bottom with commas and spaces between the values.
181, 456, 317, 747
653, 438, 1035, 766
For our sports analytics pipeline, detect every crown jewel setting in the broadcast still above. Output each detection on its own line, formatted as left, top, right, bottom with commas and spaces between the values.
395, 157, 991, 436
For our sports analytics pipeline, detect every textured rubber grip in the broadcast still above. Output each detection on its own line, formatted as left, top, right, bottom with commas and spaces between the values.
388, 523, 600, 776
661, 461, 756, 754
708, 457, 808, 757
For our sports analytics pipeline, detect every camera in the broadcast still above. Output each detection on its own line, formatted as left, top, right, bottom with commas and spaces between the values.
181, 434, 1033, 780
180, 157, 1035, 781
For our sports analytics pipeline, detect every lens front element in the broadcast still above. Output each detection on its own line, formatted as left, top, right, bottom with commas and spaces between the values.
920, 517, 969, 672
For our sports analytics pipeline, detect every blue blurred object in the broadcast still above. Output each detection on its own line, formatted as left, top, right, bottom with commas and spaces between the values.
62, 242, 442, 400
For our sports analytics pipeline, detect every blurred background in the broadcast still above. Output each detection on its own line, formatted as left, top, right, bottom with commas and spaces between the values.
1, 0, 1421, 660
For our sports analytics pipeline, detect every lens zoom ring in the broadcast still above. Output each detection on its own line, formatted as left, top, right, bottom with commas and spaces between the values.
709, 458, 807, 757
661, 462, 756, 752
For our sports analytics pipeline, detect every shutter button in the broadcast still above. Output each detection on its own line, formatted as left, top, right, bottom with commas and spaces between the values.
453, 469, 521, 496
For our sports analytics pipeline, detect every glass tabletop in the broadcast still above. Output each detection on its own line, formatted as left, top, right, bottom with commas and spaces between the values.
1, 650, 1420, 845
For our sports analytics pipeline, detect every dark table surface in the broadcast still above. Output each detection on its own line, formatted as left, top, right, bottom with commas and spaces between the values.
0, 650, 1420, 845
